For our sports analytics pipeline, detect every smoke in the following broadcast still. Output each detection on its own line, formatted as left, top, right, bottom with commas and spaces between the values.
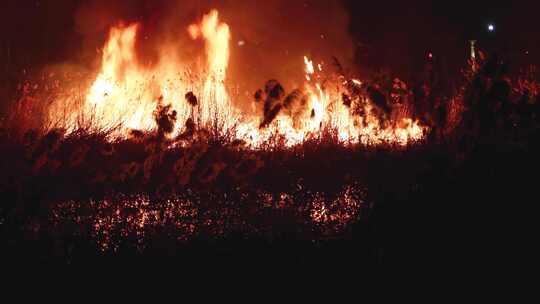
72, 0, 354, 103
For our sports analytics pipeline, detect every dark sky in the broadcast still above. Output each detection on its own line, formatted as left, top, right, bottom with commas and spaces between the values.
346, 0, 540, 77
1, 0, 539, 78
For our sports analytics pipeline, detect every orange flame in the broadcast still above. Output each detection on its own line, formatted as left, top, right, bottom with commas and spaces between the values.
188, 10, 234, 127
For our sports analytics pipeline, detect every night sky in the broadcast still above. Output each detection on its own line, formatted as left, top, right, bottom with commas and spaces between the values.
347, 0, 539, 77
1, 0, 538, 78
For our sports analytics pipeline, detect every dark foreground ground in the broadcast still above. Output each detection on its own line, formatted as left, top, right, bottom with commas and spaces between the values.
1, 126, 537, 281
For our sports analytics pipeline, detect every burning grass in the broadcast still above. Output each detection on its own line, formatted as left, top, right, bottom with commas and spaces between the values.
20, 9, 426, 149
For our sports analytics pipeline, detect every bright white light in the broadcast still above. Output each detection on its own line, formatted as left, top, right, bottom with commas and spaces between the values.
488, 24, 495, 32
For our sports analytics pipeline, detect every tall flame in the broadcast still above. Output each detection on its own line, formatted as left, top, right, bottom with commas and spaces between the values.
84, 23, 159, 131
188, 10, 233, 127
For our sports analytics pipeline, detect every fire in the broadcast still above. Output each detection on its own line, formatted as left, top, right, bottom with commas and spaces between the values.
46, 9, 426, 147
188, 10, 233, 127
254, 55, 426, 146
304, 56, 315, 81
84, 23, 159, 131
48, 10, 234, 136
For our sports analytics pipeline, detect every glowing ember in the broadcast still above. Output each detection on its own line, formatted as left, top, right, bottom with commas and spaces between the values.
51, 187, 364, 252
